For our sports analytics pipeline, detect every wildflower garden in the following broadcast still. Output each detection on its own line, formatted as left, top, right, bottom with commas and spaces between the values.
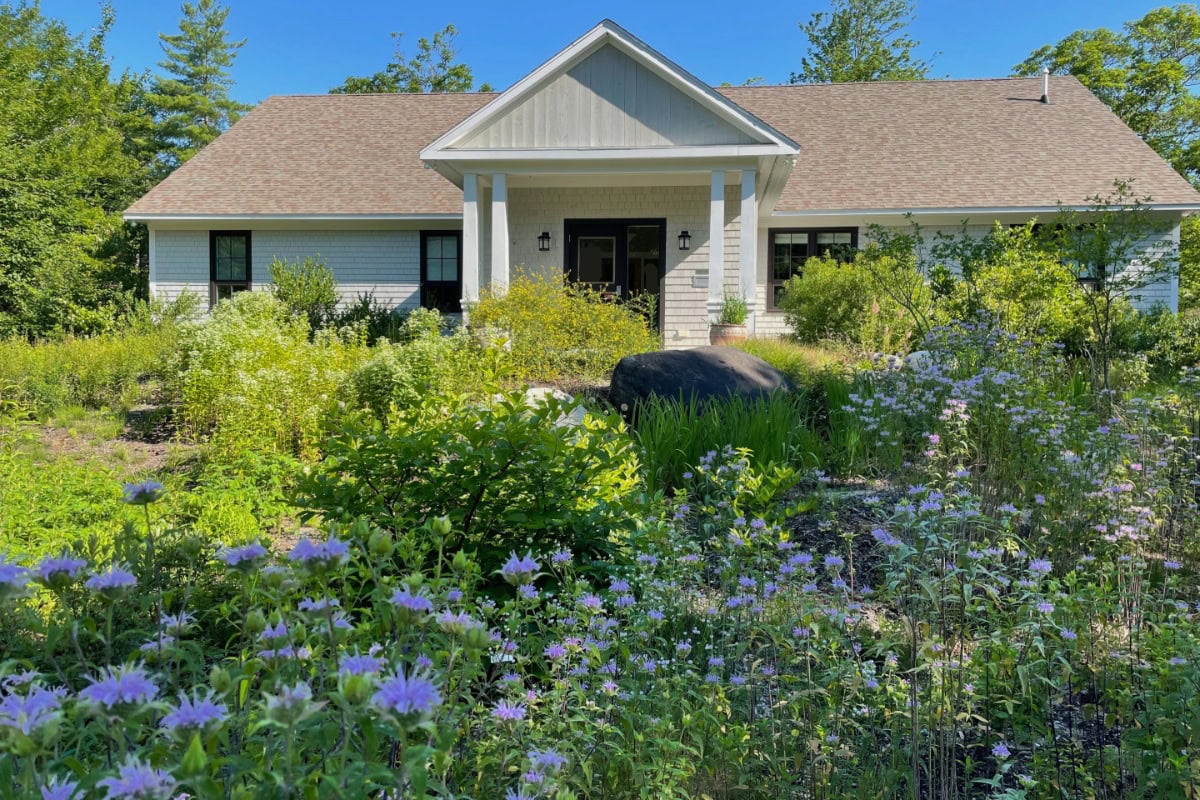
3, 229, 1200, 799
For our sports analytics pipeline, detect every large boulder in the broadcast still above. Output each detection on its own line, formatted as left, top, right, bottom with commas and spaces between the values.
609, 346, 794, 415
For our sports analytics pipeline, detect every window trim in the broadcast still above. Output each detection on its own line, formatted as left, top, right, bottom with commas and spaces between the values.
208, 230, 252, 307
419, 230, 464, 313
767, 227, 858, 310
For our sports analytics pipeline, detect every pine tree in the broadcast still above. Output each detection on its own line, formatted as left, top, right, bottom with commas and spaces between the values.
147, 0, 250, 170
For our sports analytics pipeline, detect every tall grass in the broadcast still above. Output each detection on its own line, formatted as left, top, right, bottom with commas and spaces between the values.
633, 392, 822, 494
735, 337, 856, 384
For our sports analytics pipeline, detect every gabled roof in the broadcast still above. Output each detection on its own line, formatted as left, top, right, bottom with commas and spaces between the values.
723, 76, 1200, 212
419, 19, 799, 163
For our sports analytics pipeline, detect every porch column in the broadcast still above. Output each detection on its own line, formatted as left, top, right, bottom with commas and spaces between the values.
707, 170, 726, 319
490, 173, 509, 291
740, 168, 758, 331
462, 172, 480, 311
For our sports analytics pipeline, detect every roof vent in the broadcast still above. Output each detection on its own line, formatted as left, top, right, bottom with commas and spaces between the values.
1040, 67, 1050, 104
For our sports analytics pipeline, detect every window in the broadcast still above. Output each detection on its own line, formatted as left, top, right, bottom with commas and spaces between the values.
768, 228, 857, 308
209, 231, 251, 306
421, 231, 462, 313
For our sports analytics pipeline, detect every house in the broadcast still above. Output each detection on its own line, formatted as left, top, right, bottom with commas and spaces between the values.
125, 19, 1200, 348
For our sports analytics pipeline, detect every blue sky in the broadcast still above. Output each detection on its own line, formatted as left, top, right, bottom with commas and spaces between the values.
42, 0, 1165, 104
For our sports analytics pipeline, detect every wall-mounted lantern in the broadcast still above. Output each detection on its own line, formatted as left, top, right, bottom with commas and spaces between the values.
537, 231, 552, 252
677, 230, 691, 250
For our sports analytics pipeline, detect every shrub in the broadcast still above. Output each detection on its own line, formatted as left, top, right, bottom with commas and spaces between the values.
269, 255, 340, 333
296, 390, 643, 575
469, 272, 660, 380
173, 291, 367, 459
333, 291, 408, 344
349, 309, 502, 417
778, 255, 923, 352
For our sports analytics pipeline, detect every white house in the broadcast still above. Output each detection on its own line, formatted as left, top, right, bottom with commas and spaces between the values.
125, 20, 1200, 348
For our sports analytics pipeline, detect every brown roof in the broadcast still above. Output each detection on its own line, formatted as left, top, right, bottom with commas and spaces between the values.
126, 93, 491, 217
127, 76, 1200, 218
722, 76, 1200, 211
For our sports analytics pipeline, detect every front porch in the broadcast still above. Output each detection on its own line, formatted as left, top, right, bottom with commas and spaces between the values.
460, 171, 763, 349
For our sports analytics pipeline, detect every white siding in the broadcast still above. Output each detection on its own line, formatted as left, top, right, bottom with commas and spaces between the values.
457, 44, 758, 150
151, 228, 425, 310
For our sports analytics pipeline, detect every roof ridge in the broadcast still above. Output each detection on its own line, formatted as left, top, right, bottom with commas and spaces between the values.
724, 76, 1057, 89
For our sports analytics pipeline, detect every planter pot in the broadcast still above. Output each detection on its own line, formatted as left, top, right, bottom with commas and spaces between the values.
710, 323, 747, 346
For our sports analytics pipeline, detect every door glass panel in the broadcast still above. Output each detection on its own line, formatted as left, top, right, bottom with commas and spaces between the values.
577, 236, 616, 286
627, 225, 661, 297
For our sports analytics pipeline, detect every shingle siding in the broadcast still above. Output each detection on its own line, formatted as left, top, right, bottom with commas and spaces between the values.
151, 228, 423, 310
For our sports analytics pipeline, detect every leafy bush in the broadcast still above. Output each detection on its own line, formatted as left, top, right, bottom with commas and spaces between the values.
296, 390, 643, 575
469, 272, 660, 380
173, 291, 368, 459
349, 309, 502, 417
778, 254, 925, 353
269, 255, 339, 333
333, 291, 408, 344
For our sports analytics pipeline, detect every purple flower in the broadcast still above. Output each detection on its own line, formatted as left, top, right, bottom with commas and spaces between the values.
0, 684, 64, 734
161, 690, 228, 733
264, 682, 315, 721
389, 587, 434, 616
0, 557, 31, 600
340, 651, 386, 676
1164, 560, 1182, 571
446, 588, 464, 602
824, 555, 844, 569
518, 584, 539, 600
609, 578, 630, 593
287, 535, 349, 568
80, 664, 158, 709
1061, 628, 1078, 641
39, 776, 80, 800
550, 549, 572, 565
97, 756, 176, 798
543, 643, 568, 660
529, 748, 567, 772
216, 542, 268, 569
579, 594, 603, 610
1036, 602, 1055, 614
121, 480, 165, 506
500, 551, 539, 585
492, 700, 527, 722
992, 742, 1011, 759
298, 597, 340, 613
1028, 559, 1052, 576
34, 556, 88, 588
82, 566, 136, 597
372, 669, 441, 719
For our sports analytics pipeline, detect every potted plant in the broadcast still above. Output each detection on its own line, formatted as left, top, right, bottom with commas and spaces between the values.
710, 294, 748, 345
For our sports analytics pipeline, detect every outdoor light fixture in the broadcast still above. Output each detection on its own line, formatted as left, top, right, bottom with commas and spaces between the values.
537, 231, 552, 252
678, 230, 691, 250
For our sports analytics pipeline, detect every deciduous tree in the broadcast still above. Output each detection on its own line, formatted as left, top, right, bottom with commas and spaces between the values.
332, 24, 491, 94
791, 0, 932, 84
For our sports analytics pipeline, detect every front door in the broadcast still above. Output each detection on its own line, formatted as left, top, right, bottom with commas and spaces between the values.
565, 219, 664, 324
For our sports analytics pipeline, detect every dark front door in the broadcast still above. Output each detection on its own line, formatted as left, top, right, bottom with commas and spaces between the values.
565, 219, 664, 323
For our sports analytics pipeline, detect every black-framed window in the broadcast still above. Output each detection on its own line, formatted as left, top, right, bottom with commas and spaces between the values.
768, 228, 857, 308
209, 231, 252, 307
420, 231, 462, 313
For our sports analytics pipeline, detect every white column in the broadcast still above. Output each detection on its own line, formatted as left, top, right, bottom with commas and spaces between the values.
707, 169, 726, 319
740, 168, 758, 331
462, 173, 479, 311
147, 227, 158, 298
490, 173, 509, 292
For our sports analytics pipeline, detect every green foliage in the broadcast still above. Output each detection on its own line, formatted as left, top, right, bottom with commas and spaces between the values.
791, 0, 931, 84
296, 390, 643, 576
173, 291, 368, 458
0, 327, 178, 417
332, 291, 408, 345
718, 294, 748, 325
469, 272, 661, 381
1014, 4, 1200, 183
777, 254, 925, 352
0, 2, 151, 337
349, 309, 501, 417
632, 393, 819, 495
1181, 215, 1200, 312
332, 23, 490, 93
144, 0, 251, 170
268, 255, 340, 333
734, 337, 857, 383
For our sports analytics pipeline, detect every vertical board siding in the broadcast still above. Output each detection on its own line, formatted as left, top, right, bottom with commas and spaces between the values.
457, 44, 758, 149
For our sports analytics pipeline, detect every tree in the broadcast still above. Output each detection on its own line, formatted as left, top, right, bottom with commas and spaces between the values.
1014, 5, 1200, 185
332, 24, 491, 94
146, 0, 251, 170
791, 0, 932, 84
0, 1, 152, 336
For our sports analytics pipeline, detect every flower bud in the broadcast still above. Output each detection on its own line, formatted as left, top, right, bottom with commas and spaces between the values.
463, 624, 491, 652
431, 516, 453, 537
368, 529, 394, 558
451, 550, 471, 575
341, 674, 371, 705
181, 733, 208, 776
210, 666, 232, 694
245, 609, 267, 636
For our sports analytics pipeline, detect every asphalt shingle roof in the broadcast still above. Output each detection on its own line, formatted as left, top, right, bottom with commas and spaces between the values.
125, 76, 1200, 218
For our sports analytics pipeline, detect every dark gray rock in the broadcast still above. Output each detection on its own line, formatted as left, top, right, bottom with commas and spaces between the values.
609, 346, 794, 416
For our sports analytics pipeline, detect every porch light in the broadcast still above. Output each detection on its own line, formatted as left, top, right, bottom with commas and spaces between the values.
537, 231, 552, 252
678, 230, 691, 250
